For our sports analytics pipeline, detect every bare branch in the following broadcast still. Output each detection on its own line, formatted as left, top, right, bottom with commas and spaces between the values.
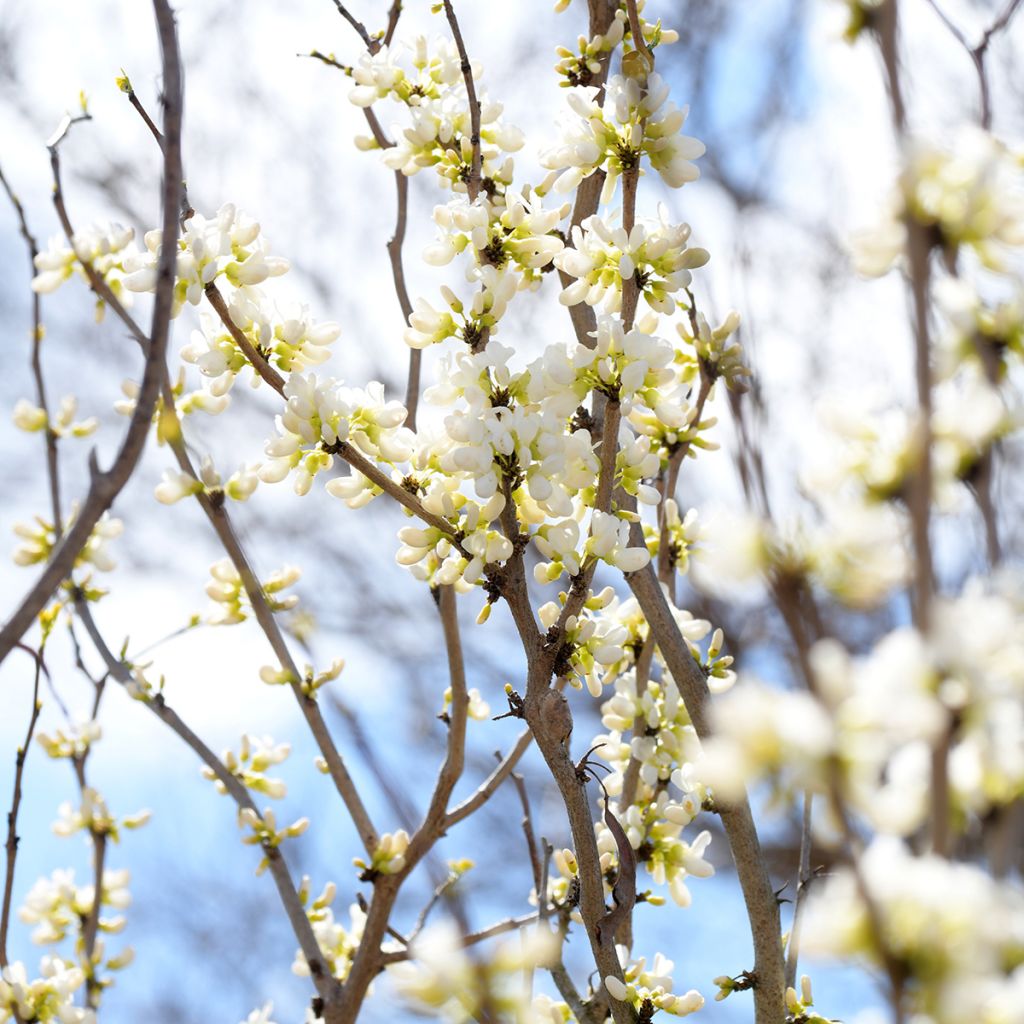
383, 0, 403, 47
510, 772, 543, 896
328, 0, 374, 51
1, 645, 45, 974
412, 585, 469, 848
379, 913, 539, 966
784, 791, 814, 989
445, 728, 533, 827
441, 0, 481, 200
0, 164, 61, 529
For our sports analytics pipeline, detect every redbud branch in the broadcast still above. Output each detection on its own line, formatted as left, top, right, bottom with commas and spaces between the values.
0, 645, 44, 985
924, 0, 1023, 129
0, 0, 183, 669
411, 584, 469, 850
444, 727, 533, 827
328, 0, 375, 53
378, 912, 540, 966
441, 0, 481, 202
783, 791, 814, 989
72, 597, 342, 1010
553, 400, 621, 637
204, 283, 287, 393
626, 560, 786, 1023
382, 0, 403, 48
305, 31, 418, 426
874, 3, 944, 872
0, 164, 61, 528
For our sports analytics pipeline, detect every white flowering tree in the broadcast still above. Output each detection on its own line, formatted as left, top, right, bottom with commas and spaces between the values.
1, 1, 1023, 1023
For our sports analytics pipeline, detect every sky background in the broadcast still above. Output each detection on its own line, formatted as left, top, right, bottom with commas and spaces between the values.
0, 0, 1022, 1021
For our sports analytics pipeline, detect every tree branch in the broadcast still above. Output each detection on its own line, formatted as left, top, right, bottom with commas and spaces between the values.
0, 0, 183, 668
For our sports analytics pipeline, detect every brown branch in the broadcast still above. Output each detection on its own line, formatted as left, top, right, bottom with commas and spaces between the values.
73, 597, 342, 1009
411, 585, 469, 849
553, 400, 621, 637
302, 49, 352, 74
204, 283, 287, 393
383, 0, 403, 46
523, 673, 632, 1024
510, 772, 543, 896
390, 170, 419, 429
876, 0, 944, 866
127, 89, 164, 149
173, 436, 380, 855
625, 562, 785, 1023
924, 0, 1023, 128
379, 912, 540, 966
0, 164, 61, 529
0, 0, 183, 669
783, 791, 814, 989
1, 645, 44, 976
80, 828, 107, 1007
308, 19, 417, 427
441, 0, 481, 200
328, 0, 375, 51
445, 727, 533, 827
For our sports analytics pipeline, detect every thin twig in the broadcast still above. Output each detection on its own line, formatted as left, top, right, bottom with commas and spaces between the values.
127, 89, 164, 149
784, 791, 814, 989
301, 49, 352, 73
328, 0, 375, 51
924, 0, 1024, 128
445, 728, 533, 827
1, 645, 45, 973
412, 585, 469, 847
379, 913, 540, 966
0, 164, 61, 529
441, 0, 481, 200
408, 871, 461, 943
204, 283, 287, 393
510, 771, 543, 896
383, 0, 403, 47
100, 77, 382, 861
73, 597, 342, 1007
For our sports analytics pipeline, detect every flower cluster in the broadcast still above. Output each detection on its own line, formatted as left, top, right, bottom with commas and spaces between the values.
350, 36, 524, 192
291, 877, 367, 984
13, 395, 98, 438
604, 950, 703, 1017
13, 510, 122, 574
202, 734, 291, 799
542, 72, 705, 203
32, 222, 136, 321
19, 868, 132, 946
122, 203, 288, 315
182, 299, 341, 397
0, 957, 94, 1024
204, 559, 300, 625
803, 839, 1024, 1023
260, 373, 413, 495
556, 214, 708, 316
391, 923, 558, 1022
855, 127, 1024, 275
353, 829, 409, 879
155, 457, 260, 505
237, 807, 310, 875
